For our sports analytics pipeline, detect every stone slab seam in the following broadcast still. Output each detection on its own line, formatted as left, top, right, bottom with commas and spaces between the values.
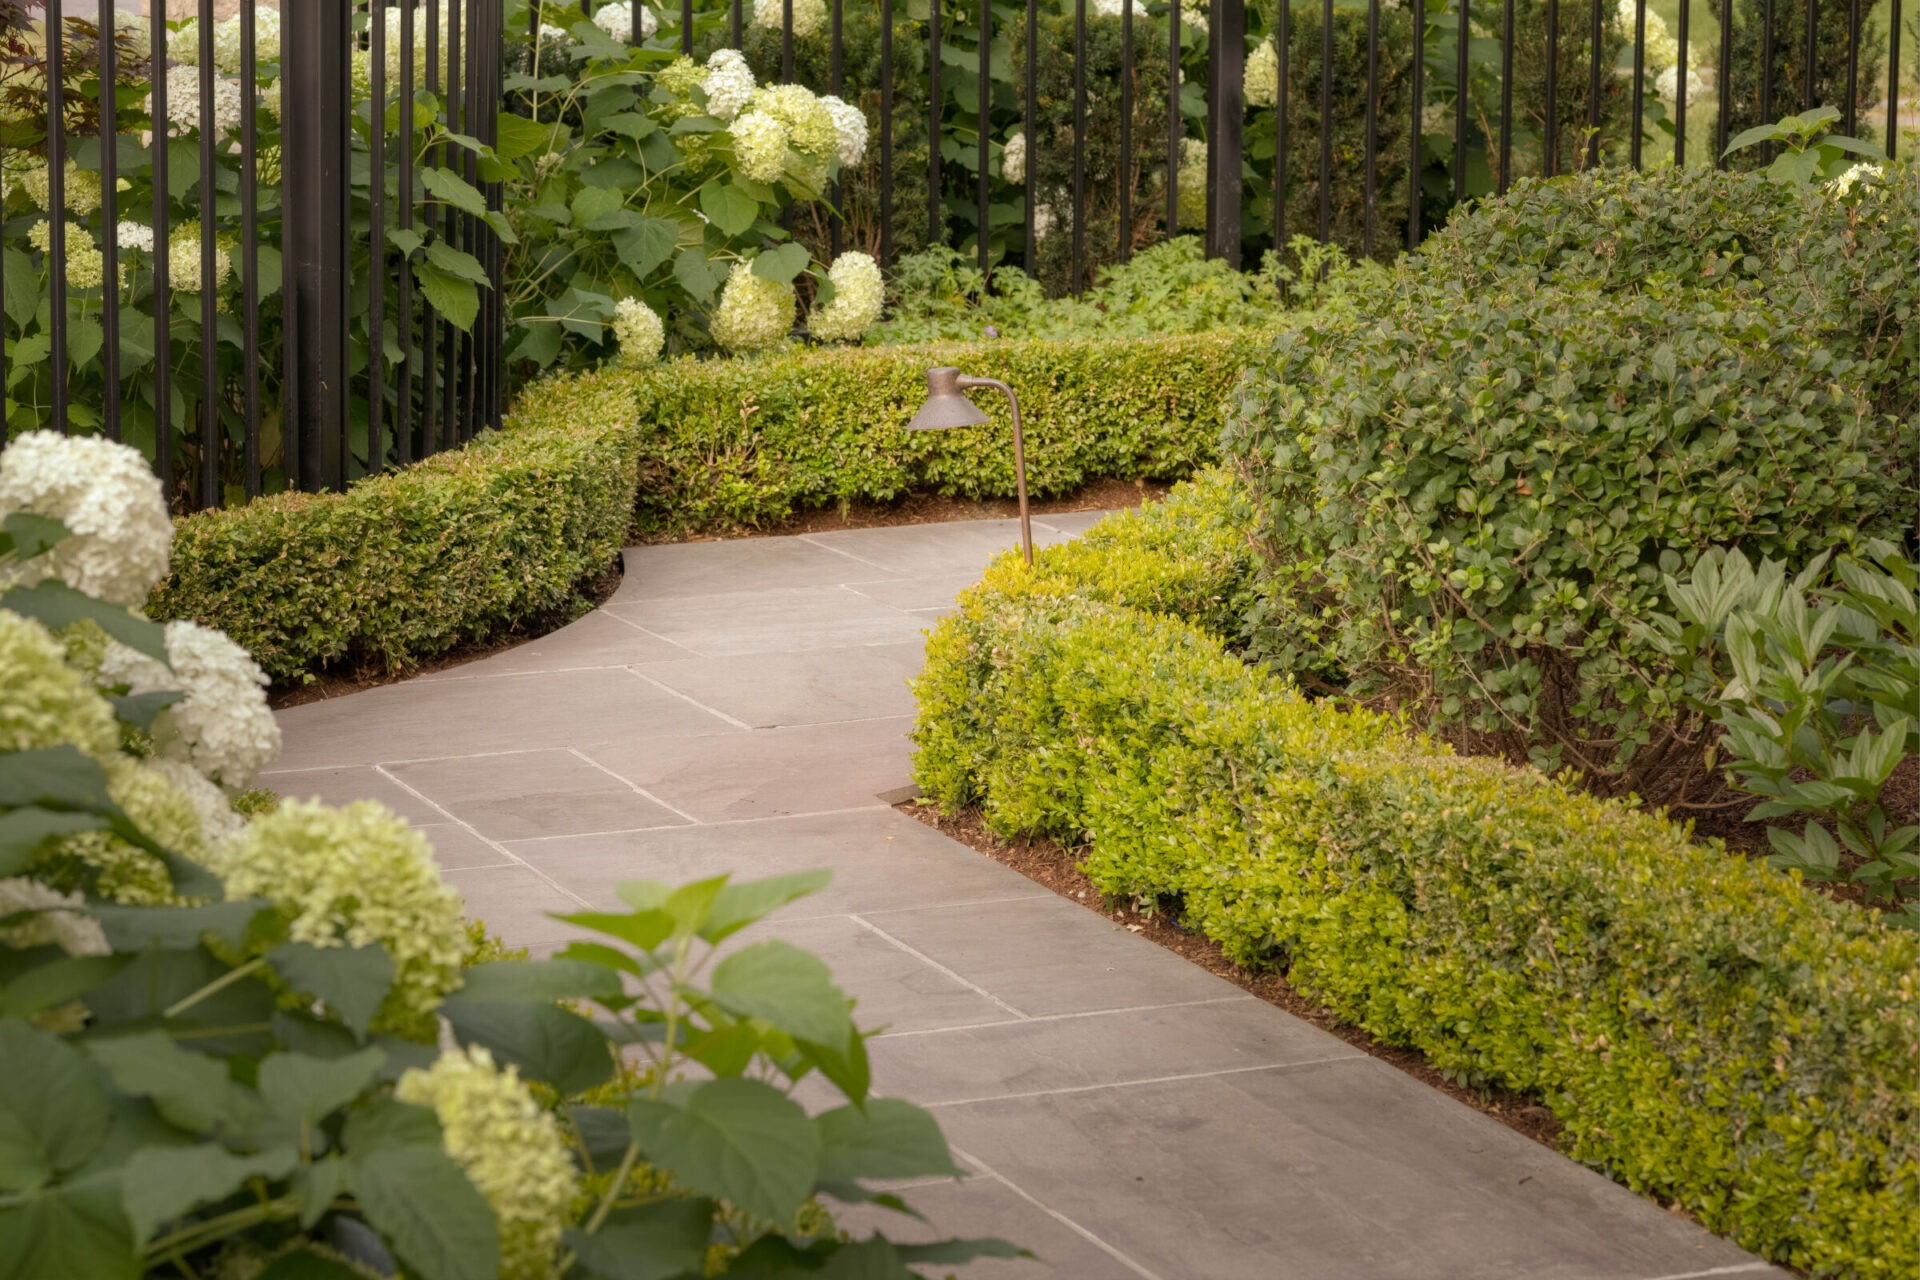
373, 764, 594, 910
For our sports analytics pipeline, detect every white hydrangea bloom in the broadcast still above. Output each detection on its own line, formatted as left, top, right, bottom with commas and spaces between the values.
1091, 0, 1147, 16
112, 8, 151, 60
0, 432, 172, 608
1179, 0, 1209, 33
210, 8, 281, 75
373, 5, 454, 88
1828, 162, 1882, 196
17, 160, 100, 216
730, 109, 792, 182
1244, 40, 1280, 108
116, 221, 157, 256
593, 1, 661, 41
703, 48, 758, 121
146, 64, 245, 137
611, 297, 666, 367
168, 220, 235, 296
29, 221, 105, 292
1001, 130, 1027, 184
167, 16, 202, 66
1176, 137, 1208, 229
820, 94, 868, 168
1613, 0, 1678, 68
808, 251, 884, 343
144, 757, 244, 847
0, 877, 109, 957
1034, 202, 1056, 239
1654, 65, 1706, 103
0, 607, 122, 761
99, 620, 280, 791
711, 262, 795, 353
752, 0, 828, 37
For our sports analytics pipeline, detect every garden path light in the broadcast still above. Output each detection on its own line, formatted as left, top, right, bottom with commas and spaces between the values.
906, 367, 1034, 565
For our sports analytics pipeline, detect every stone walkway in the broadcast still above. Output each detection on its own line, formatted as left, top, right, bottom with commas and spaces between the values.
270, 515, 1786, 1280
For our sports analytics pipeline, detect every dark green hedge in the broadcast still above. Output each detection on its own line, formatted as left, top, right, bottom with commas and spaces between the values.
912, 479, 1920, 1279
150, 374, 644, 681
622, 331, 1274, 536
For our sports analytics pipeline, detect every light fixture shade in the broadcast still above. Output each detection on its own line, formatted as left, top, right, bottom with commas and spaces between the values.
906, 366, 991, 431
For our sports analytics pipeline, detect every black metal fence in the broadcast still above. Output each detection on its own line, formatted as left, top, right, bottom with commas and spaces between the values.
1, 0, 504, 510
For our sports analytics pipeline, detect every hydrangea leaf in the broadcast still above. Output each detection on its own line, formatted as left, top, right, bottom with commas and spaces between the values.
454, 957, 624, 1004
627, 1077, 821, 1224
751, 243, 811, 285
709, 940, 855, 1056
119, 1144, 297, 1245
0, 582, 167, 662
109, 690, 185, 733
698, 870, 833, 944
0, 1176, 138, 1280
267, 941, 395, 1040
699, 182, 759, 237
0, 1022, 112, 1193
0, 512, 70, 561
257, 1047, 387, 1134
0, 954, 134, 1019
0, 807, 108, 877
564, 1197, 714, 1280
413, 260, 479, 333
346, 1141, 500, 1280
85, 1031, 261, 1139
815, 1099, 962, 1183
439, 997, 615, 1095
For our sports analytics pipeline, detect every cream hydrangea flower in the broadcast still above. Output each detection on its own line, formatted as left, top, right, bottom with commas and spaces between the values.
752, 84, 838, 159
1179, 0, 1210, 33
375, 4, 454, 87
820, 94, 868, 168
611, 297, 666, 367
0, 609, 121, 761
145, 757, 244, 848
28, 220, 106, 291
711, 262, 795, 353
47, 758, 215, 906
1176, 137, 1208, 229
169, 220, 235, 295
1244, 40, 1280, 108
0, 432, 173, 608
1091, 0, 1147, 17
18, 160, 100, 215
112, 8, 151, 60
730, 109, 792, 182
1654, 65, 1706, 103
658, 55, 706, 97
1828, 162, 1882, 196
0, 878, 109, 956
593, 1, 660, 41
98, 620, 280, 791
753, 0, 828, 37
167, 16, 203, 65
116, 221, 157, 256
395, 1046, 577, 1280
211, 8, 281, 74
1001, 130, 1027, 183
702, 49, 758, 121
1613, 0, 1678, 68
808, 251, 884, 343
146, 64, 246, 136
210, 800, 467, 1031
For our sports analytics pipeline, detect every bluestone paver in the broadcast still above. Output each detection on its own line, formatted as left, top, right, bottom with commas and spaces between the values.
273, 512, 1789, 1280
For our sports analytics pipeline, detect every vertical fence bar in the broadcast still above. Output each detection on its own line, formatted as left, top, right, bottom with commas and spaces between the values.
399, 0, 415, 465
1842, 0, 1858, 132
368, 0, 386, 478
1119, 0, 1133, 262
1365, 0, 1380, 246
1760, 0, 1774, 143
449, 0, 468, 445
199, 0, 219, 505
1026, 0, 1038, 267
425, 0, 441, 456
1674, 0, 1688, 164
1207, 0, 1244, 264
1165, 0, 1178, 237
1585, 0, 1602, 168
1275, 0, 1289, 251
47, 0, 68, 433
1452, 0, 1469, 203
1320, 0, 1334, 239
682, 0, 694, 54
1631, 0, 1645, 166
97, 0, 120, 441
1544, 0, 1558, 174
1801, 0, 1817, 108
1498, 0, 1514, 188
880, 0, 893, 264
830, 0, 843, 257
153, 0, 172, 489
732, 0, 743, 48
1072, 0, 1085, 287
930, 0, 942, 248
977, 0, 990, 277
242, 0, 261, 497
1884, 0, 1900, 156
284, 0, 351, 491
1715, 0, 1732, 162
1412, 0, 1426, 239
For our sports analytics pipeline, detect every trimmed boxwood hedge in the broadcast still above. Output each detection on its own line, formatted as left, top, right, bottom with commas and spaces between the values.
912, 475, 1920, 1279
150, 373, 644, 681
622, 331, 1275, 536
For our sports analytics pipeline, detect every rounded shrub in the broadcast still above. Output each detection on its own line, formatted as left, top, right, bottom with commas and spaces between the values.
1224, 277, 1906, 802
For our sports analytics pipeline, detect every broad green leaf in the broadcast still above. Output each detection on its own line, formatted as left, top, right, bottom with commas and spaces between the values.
559, 907, 677, 952
700, 871, 833, 944
440, 997, 615, 1095
894, 1238, 1031, 1265
292, 1157, 347, 1229
86, 1032, 259, 1138
342, 1097, 444, 1156
683, 1021, 763, 1078
424, 240, 492, 285
699, 181, 759, 237
110, 690, 185, 732
572, 186, 627, 230
2, 247, 38, 327
267, 941, 395, 1039
627, 1077, 821, 1224
709, 941, 855, 1055
0, 808, 108, 877
348, 1143, 500, 1280
420, 165, 490, 220
455, 958, 624, 1004
0, 1177, 138, 1280
673, 248, 723, 304
612, 217, 680, 279
602, 111, 658, 141
0, 953, 134, 1018
120, 1144, 297, 1244
0, 582, 166, 661
815, 1236, 915, 1278
1, 513, 69, 561
663, 875, 730, 937
0, 1022, 112, 1193
750, 243, 811, 285
795, 1028, 870, 1105
414, 259, 480, 332
0, 746, 120, 813
258, 1048, 386, 1134
563, 1197, 714, 1280
257, 1247, 374, 1280
387, 227, 426, 257
66, 316, 103, 371
816, 1100, 961, 1184
507, 319, 565, 368
493, 111, 555, 159
91, 899, 263, 951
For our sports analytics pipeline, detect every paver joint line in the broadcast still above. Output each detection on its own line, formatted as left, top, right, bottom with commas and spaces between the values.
620, 664, 755, 730
565, 747, 705, 827
371, 764, 593, 910
849, 915, 1030, 1022
1635, 1268, 1788, 1280
919, 1054, 1369, 1110
945, 1145, 1168, 1280
868, 993, 1259, 1041
502, 804, 894, 845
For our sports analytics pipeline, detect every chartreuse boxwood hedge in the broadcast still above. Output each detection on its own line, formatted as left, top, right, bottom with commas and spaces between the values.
911, 475, 1920, 1278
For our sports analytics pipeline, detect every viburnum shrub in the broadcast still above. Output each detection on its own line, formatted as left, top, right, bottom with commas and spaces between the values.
1224, 276, 1908, 803
0, 431, 1017, 1278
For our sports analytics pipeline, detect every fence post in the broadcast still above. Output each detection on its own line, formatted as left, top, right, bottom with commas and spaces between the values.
1205, 0, 1245, 265
281, 0, 351, 491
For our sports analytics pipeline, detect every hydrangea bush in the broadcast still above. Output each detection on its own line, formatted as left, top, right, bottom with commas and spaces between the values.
0, 432, 1016, 1278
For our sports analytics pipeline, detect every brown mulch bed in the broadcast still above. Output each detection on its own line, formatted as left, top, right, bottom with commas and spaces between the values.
895, 799, 1569, 1153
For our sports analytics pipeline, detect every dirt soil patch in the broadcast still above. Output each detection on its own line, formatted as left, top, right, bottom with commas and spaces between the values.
895, 799, 1569, 1153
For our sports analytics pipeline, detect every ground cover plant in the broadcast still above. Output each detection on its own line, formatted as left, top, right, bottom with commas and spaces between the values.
0, 428, 1015, 1279
908, 477, 1919, 1278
